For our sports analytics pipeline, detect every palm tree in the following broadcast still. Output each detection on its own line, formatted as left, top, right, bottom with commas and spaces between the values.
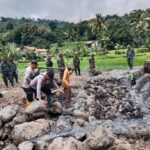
88, 14, 107, 49
130, 11, 150, 47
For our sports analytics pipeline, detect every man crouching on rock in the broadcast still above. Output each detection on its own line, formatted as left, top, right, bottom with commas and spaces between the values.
30, 68, 63, 108
62, 64, 74, 107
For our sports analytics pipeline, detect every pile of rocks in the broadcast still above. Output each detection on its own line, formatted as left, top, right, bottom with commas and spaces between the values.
73, 75, 143, 120
0, 101, 62, 149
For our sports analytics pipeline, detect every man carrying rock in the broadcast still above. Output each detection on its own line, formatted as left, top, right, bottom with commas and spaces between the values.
1, 59, 14, 87
62, 64, 74, 107
30, 68, 63, 108
57, 53, 65, 80
126, 45, 135, 70
73, 54, 81, 76
23, 60, 40, 106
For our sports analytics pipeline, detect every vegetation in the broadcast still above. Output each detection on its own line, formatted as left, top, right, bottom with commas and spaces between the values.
0, 9, 150, 50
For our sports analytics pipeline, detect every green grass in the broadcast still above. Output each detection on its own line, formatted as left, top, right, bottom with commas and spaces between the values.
17, 49, 150, 73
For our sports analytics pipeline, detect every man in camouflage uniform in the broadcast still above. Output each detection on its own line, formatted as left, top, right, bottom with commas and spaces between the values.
1, 59, 14, 87
126, 45, 135, 70
73, 54, 81, 76
89, 54, 95, 69
10, 60, 18, 83
57, 53, 65, 80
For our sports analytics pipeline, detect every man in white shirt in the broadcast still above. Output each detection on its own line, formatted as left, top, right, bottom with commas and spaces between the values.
23, 60, 39, 106
30, 68, 62, 108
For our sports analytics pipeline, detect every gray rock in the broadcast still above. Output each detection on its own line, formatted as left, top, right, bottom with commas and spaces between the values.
12, 119, 54, 144
73, 110, 89, 121
18, 141, 34, 150
0, 105, 19, 123
2, 144, 18, 150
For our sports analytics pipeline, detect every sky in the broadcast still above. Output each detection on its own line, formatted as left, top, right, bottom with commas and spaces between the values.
0, 0, 150, 22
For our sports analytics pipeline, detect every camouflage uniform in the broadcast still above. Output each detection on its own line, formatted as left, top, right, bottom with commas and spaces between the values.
89, 55, 95, 69
57, 55, 65, 80
73, 55, 81, 76
127, 48, 135, 70
10, 61, 18, 83
1, 60, 14, 87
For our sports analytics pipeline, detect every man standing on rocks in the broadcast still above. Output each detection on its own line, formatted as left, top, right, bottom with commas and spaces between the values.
62, 64, 74, 107
126, 45, 135, 70
57, 53, 65, 80
30, 68, 62, 108
1, 59, 14, 87
23, 60, 40, 106
73, 54, 81, 76
10, 59, 18, 83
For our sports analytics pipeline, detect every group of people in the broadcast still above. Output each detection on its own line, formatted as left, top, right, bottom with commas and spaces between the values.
0, 59, 18, 87
22, 53, 96, 108
0, 46, 134, 108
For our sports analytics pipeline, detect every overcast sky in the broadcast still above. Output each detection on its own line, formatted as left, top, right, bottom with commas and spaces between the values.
0, 0, 150, 22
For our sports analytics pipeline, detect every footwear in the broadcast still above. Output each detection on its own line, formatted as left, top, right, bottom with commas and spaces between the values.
26, 100, 32, 106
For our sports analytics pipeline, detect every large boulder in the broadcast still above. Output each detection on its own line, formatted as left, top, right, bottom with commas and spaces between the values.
2, 144, 18, 150
25, 101, 47, 118
73, 110, 89, 121
18, 141, 34, 150
83, 126, 115, 150
49, 102, 62, 114
0, 105, 19, 123
48, 137, 83, 150
12, 119, 54, 144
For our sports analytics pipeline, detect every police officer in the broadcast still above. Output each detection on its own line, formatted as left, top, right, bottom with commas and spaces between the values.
1, 59, 14, 87
23, 60, 40, 106
73, 54, 81, 76
10, 59, 18, 83
57, 53, 65, 80
126, 45, 135, 70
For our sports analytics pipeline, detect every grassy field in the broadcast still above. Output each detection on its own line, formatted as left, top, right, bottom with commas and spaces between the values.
17, 49, 150, 77
0, 48, 149, 83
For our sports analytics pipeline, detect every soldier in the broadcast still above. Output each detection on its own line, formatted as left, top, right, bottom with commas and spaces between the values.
0, 60, 2, 74
23, 60, 40, 106
1, 59, 14, 87
46, 56, 53, 68
126, 45, 135, 70
89, 54, 95, 69
10, 60, 18, 83
57, 53, 65, 80
73, 54, 81, 76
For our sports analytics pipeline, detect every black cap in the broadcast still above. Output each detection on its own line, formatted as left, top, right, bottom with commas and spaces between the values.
31, 60, 38, 65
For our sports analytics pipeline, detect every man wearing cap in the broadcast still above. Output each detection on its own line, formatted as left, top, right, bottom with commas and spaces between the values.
126, 45, 135, 70
30, 68, 62, 108
57, 53, 65, 80
62, 64, 74, 107
23, 60, 40, 106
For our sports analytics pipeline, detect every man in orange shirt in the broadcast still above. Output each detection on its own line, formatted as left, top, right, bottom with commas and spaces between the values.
62, 64, 73, 107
